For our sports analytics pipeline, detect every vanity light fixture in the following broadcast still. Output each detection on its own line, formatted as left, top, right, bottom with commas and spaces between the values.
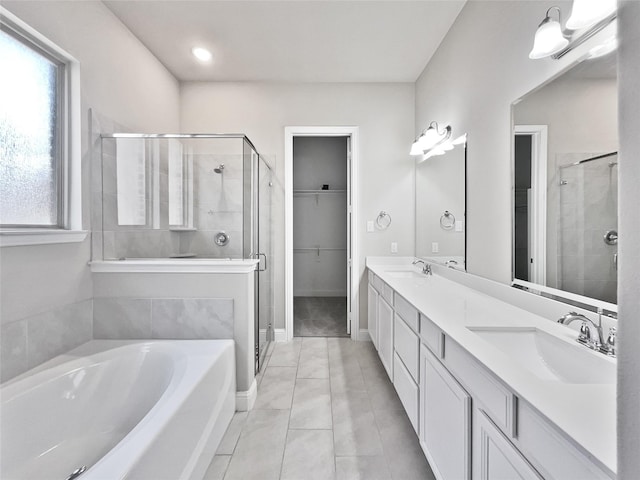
529, 7, 569, 59
191, 46, 212, 63
529, 1, 616, 60
410, 121, 452, 157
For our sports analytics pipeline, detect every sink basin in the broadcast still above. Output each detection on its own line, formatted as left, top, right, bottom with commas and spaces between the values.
385, 270, 426, 279
468, 327, 615, 385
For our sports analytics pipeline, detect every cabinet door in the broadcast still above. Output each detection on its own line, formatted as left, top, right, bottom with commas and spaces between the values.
474, 409, 542, 480
377, 296, 394, 380
368, 283, 379, 350
421, 347, 471, 480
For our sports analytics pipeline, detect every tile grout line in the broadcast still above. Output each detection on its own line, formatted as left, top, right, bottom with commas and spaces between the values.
277, 338, 302, 480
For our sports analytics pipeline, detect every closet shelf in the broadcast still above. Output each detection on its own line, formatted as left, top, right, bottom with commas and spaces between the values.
293, 190, 346, 195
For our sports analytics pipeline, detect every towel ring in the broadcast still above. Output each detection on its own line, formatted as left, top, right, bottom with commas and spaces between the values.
376, 211, 392, 230
440, 211, 455, 230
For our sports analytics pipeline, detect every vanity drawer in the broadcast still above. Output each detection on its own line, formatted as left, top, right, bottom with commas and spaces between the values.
420, 314, 444, 358
372, 273, 384, 292
394, 313, 419, 381
393, 352, 419, 434
381, 282, 394, 305
394, 293, 419, 332
515, 402, 613, 480
445, 339, 514, 435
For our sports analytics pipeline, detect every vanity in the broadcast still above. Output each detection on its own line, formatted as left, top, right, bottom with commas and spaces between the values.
367, 258, 616, 480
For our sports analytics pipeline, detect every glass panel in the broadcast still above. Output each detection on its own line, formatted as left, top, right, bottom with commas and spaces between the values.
101, 136, 245, 259
0, 28, 59, 226
257, 155, 274, 369
558, 153, 618, 303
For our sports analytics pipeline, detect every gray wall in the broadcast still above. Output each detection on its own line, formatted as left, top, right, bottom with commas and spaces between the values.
0, 0, 181, 381
617, 1, 640, 477
180, 82, 416, 330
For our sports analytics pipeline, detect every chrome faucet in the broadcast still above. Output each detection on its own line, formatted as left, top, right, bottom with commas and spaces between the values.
412, 259, 432, 275
557, 312, 605, 352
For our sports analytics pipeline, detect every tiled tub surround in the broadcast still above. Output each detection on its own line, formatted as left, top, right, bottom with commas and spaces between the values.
367, 257, 616, 478
94, 298, 234, 340
1, 299, 93, 382
91, 260, 259, 409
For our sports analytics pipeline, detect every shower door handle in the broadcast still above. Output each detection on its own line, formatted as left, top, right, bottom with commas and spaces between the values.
257, 253, 267, 272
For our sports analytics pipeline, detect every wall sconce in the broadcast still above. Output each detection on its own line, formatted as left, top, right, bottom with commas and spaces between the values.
410, 122, 466, 160
529, 0, 616, 60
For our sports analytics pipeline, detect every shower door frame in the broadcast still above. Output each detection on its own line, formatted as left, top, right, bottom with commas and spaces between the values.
284, 126, 360, 342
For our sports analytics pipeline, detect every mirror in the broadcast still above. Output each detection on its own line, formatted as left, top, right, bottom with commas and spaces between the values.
512, 52, 617, 305
415, 140, 466, 269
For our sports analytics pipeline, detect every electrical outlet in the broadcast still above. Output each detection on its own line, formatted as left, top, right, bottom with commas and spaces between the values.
367, 220, 374, 232
432, 242, 439, 253
391, 242, 398, 253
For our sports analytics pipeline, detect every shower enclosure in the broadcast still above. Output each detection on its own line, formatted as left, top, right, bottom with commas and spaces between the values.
557, 152, 618, 304
97, 134, 274, 370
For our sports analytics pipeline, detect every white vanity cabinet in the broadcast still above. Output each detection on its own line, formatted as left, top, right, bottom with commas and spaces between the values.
365, 268, 613, 480
420, 344, 471, 480
475, 409, 542, 480
377, 294, 394, 380
367, 281, 379, 349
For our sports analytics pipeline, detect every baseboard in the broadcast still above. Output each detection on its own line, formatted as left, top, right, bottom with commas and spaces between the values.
358, 329, 371, 342
235, 378, 257, 411
274, 328, 287, 342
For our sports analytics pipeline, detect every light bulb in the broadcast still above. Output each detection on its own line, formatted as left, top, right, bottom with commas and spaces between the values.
566, 0, 616, 30
529, 17, 569, 59
192, 47, 213, 62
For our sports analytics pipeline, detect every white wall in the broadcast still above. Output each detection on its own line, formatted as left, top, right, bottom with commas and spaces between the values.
617, 1, 640, 476
0, 0, 180, 380
414, 0, 594, 283
181, 82, 415, 329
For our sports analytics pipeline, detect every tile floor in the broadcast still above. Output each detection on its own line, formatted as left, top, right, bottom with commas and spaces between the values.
294, 297, 349, 337
203, 337, 435, 480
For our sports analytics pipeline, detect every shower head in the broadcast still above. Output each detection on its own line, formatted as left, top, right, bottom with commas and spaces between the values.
213, 164, 225, 174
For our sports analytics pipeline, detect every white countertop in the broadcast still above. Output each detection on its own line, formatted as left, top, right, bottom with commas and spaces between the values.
367, 258, 616, 476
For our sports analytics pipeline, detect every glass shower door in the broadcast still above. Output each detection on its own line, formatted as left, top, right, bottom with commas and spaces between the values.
256, 153, 274, 372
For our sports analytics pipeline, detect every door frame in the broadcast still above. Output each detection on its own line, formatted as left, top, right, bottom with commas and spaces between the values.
284, 126, 360, 341
514, 125, 548, 285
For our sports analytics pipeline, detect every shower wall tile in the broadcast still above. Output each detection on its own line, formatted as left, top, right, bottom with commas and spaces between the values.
151, 298, 234, 339
94, 298, 152, 339
1, 320, 28, 382
26, 300, 93, 370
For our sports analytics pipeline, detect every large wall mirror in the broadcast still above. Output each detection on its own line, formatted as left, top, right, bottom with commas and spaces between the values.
416, 140, 467, 269
512, 51, 617, 305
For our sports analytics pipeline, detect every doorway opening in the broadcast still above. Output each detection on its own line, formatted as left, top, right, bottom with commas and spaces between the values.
514, 125, 547, 285
285, 126, 359, 341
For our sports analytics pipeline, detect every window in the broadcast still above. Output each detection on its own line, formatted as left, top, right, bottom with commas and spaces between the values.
0, 8, 83, 245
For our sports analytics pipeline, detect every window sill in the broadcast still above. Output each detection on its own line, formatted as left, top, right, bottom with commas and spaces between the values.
0, 229, 88, 247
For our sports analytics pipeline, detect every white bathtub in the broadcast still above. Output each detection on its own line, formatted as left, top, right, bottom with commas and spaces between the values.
1, 340, 235, 480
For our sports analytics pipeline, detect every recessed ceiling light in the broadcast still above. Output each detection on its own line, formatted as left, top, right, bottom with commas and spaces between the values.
192, 47, 212, 63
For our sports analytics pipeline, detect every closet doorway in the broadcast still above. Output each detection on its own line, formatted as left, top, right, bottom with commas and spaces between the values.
284, 127, 359, 341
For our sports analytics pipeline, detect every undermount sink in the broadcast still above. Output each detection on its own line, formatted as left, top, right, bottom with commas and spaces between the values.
468, 327, 615, 385
385, 270, 426, 279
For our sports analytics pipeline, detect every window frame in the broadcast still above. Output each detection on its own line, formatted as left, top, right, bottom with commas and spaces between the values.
0, 8, 85, 246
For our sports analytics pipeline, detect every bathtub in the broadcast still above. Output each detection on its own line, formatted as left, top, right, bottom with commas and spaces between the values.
0, 340, 235, 480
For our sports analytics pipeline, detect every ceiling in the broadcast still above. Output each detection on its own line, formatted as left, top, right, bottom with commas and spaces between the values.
103, 0, 466, 83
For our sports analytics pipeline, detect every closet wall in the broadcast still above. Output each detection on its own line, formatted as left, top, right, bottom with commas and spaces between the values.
293, 137, 348, 296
